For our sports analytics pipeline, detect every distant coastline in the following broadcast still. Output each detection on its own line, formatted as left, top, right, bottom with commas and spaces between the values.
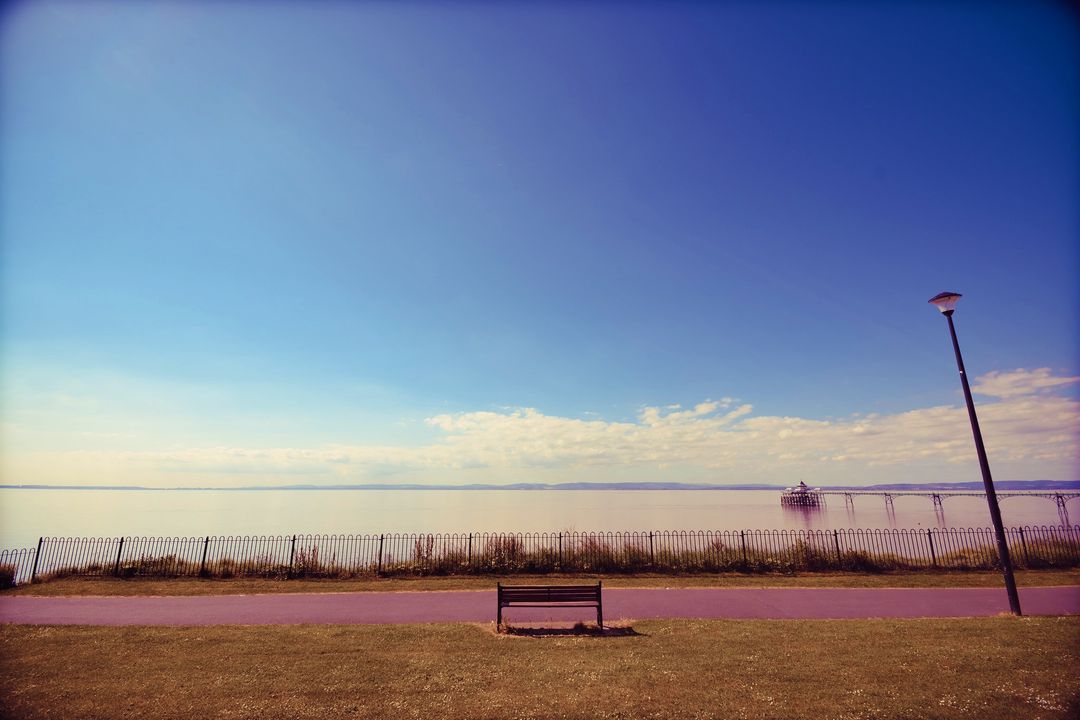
2, 480, 1077, 492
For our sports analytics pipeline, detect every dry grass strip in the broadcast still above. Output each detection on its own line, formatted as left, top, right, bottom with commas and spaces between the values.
1, 617, 1077, 719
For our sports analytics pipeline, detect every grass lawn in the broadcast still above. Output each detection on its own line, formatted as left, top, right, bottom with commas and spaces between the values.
1, 617, 1077, 719
5, 568, 1079, 596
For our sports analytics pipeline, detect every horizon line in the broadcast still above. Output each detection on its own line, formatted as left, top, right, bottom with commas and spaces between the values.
2, 480, 1077, 492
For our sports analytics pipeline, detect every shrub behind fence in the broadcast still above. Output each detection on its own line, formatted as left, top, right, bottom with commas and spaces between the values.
3, 525, 1078, 585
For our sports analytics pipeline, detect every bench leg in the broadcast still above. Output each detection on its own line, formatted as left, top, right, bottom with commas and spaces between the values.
597, 603, 603, 630
497, 604, 502, 628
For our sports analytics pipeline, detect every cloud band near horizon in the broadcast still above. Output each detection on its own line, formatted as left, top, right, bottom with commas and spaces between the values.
6, 367, 1076, 488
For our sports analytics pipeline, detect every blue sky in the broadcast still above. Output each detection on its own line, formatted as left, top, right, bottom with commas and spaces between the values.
1, 1, 1077, 487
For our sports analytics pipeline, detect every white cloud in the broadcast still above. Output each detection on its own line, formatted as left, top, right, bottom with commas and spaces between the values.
6, 369, 1078, 487
972, 368, 1079, 398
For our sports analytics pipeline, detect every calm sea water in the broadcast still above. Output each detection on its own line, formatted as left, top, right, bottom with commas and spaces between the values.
0, 488, 1071, 551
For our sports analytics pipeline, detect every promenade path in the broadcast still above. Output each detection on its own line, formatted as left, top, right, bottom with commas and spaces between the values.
2, 586, 1078, 625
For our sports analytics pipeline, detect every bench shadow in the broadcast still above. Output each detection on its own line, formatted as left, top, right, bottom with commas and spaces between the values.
500, 623, 644, 638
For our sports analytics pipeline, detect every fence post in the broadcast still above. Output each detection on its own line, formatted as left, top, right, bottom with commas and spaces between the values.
199, 537, 211, 577
113, 537, 125, 577
288, 535, 297, 578
377, 534, 385, 576
740, 530, 748, 565
832, 530, 842, 567
1017, 527, 1030, 568
649, 532, 655, 565
30, 537, 43, 583
558, 533, 563, 567
467, 534, 472, 567
927, 529, 937, 568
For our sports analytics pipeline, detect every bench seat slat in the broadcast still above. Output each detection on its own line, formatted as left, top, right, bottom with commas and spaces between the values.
496, 604, 600, 608
500, 599, 600, 604
496, 595, 600, 600
500, 596, 600, 603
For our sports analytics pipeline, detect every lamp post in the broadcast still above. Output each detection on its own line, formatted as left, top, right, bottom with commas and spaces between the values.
928, 291, 1021, 615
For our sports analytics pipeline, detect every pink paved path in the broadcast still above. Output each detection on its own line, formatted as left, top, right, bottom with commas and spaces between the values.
2, 586, 1078, 626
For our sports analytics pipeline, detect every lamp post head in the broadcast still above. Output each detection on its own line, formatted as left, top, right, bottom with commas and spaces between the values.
928, 291, 962, 316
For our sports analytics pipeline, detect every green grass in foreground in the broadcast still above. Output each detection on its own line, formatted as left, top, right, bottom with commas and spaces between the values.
5, 568, 1078, 596
1, 618, 1077, 719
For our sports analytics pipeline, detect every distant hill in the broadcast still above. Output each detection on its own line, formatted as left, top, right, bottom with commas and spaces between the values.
2, 480, 1077, 491
0, 481, 783, 491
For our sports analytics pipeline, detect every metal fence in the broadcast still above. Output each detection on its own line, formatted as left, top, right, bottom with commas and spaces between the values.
2, 525, 1078, 585
0, 548, 39, 586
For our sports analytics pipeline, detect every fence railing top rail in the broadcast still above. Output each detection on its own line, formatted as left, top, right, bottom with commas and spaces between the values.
5, 524, 1077, 553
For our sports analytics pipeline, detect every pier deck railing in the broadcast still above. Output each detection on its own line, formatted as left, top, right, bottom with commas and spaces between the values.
1, 525, 1078, 586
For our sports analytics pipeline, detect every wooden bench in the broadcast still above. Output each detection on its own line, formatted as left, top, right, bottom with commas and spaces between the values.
497, 582, 603, 628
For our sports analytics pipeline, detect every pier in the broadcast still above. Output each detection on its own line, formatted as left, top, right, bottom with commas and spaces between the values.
780, 483, 825, 508
808, 491, 1079, 525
